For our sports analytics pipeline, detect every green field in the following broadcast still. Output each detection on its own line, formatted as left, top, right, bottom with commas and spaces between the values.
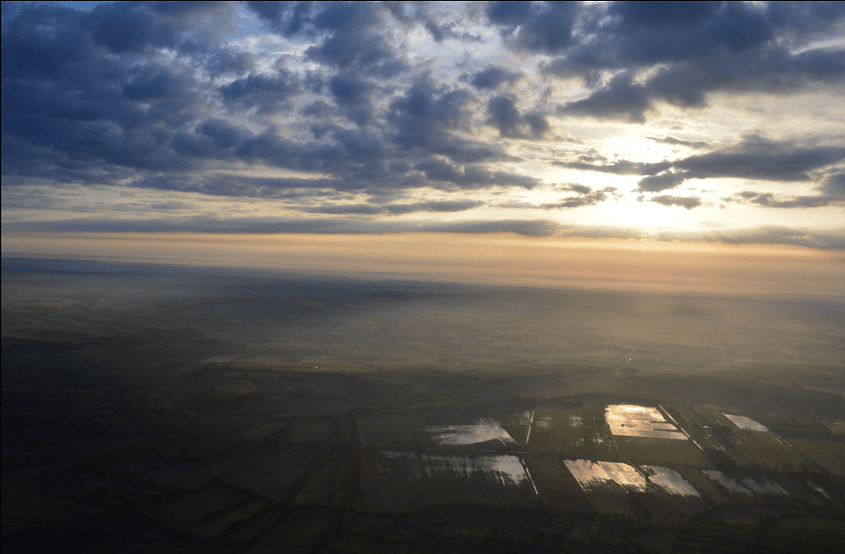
522, 456, 591, 510
788, 439, 845, 477
613, 436, 710, 466
526, 405, 616, 459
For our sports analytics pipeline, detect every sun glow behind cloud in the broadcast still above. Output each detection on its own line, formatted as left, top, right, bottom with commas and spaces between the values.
2, 1, 844, 294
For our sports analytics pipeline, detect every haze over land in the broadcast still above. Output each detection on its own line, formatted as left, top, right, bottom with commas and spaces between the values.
2, 1, 845, 551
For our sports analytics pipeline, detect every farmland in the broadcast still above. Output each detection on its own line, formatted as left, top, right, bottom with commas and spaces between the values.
3, 259, 845, 552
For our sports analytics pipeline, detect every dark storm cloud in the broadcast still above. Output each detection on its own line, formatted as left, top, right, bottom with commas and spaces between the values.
549, 2, 845, 121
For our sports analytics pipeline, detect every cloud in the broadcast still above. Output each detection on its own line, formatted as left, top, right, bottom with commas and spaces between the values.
246, 1, 316, 36
385, 81, 511, 165
486, 1, 579, 53
487, 96, 549, 139
636, 171, 691, 193
820, 172, 845, 199
328, 72, 375, 126
647, 195, 703, 210
692, 226, 845, 250
541, 185, 617, 209
547, 2, 845, 121
646, 136, 710, 149
1, 1, 843, 253
467, 66, 523, 90
729, 180, 845, 208
219, 70, 301, 113
247, 2, 407, 76
675, 135, 845, 183
7, 215, 563, 237
10, 215, 845, 251
302, 199, 484, 215
559, 135, 845, 192
558, 73, 653, 123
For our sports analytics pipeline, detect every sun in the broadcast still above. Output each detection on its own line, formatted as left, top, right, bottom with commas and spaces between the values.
590, 192, 693, 230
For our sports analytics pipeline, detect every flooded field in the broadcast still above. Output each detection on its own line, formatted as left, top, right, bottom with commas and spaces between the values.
378, 451, 532, 488
641, 465, 701, 497
606, 405, 687, 440
564, 459, 648, 492
365, 450, 538, 509
824, 421, 845, 436
426, 419, 518, 447
724, 414, 769, 432
739, 476, 789, 496
699, 470, 790, 498
702, 470, 755, 496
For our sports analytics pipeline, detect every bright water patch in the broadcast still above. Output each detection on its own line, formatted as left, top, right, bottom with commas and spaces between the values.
702, 470, 754, 495
723, 414, 768, 432
426, 418, 517, 446
605, 405, 687, 440
564, 459, 647, 492
379, 451, 531, 488
641, 465, 701, 497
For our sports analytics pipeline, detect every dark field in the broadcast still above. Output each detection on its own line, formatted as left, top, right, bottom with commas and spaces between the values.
3, 257, 844, 552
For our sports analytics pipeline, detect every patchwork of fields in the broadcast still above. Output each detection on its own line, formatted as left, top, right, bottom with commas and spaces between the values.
4, 336, 844, 553
354, 401, 841, 522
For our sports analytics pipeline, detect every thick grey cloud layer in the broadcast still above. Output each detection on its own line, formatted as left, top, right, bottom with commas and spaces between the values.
2, 1, 843, 243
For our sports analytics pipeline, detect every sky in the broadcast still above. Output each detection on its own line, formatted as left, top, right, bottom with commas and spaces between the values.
2, 2, 844, 293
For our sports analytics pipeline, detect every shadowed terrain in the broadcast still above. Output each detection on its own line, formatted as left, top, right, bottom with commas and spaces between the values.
3, 257, 844, 552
